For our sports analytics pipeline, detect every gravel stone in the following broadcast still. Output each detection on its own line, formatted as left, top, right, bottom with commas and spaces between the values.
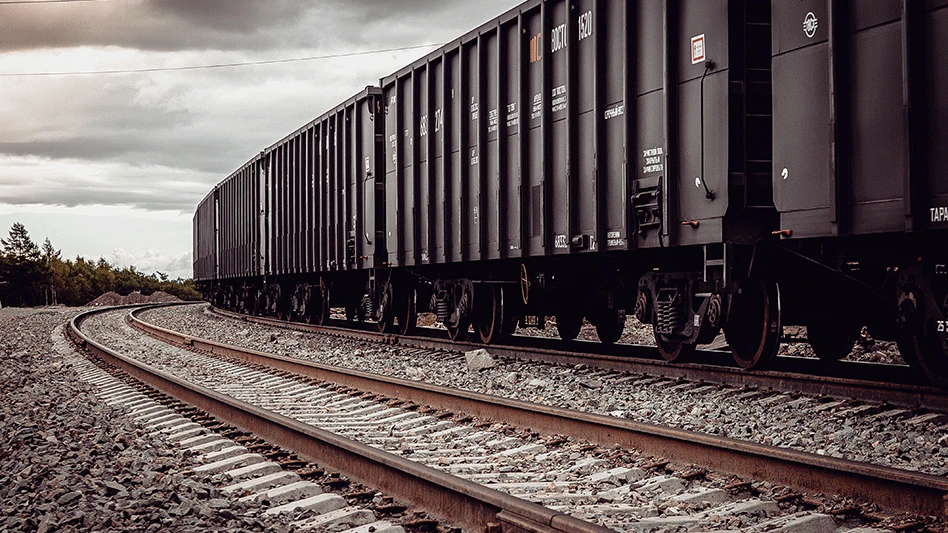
56, 490, 83, 505
141, 305, 948, 476
207, 498, 231, 509
0, 308, 293, 532
465, 348, 496, 371
8, 305, 930, 533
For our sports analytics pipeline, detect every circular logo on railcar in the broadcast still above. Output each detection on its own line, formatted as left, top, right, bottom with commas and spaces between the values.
804, 12, 819, 39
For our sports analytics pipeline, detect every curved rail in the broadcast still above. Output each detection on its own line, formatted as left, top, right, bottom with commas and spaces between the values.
69, 305, 614, 533
129, 304, 948, 518
208, 306, 948, 413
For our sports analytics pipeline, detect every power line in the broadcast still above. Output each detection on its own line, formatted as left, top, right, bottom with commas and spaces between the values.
0, 43, 445, 77
0, 0, 105, 4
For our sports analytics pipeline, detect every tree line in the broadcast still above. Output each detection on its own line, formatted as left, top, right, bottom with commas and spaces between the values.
0, 222, 201, 307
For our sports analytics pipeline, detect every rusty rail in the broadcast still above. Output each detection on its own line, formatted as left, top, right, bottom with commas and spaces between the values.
69, 305, 614, 533
130, 304, 948, 518
207, 306, 947, 413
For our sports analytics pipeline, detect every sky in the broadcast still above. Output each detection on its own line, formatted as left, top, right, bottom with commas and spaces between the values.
0, 0, 522, 279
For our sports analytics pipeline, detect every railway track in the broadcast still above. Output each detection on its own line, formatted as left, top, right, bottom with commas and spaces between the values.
70, 305, 616, 533
208, 306, 947, 413
72, 302, 948, 524
63, 351, 404, 533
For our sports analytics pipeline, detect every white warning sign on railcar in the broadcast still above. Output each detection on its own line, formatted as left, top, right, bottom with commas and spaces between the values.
643, 147, 664, 175
691, 34, 706, 65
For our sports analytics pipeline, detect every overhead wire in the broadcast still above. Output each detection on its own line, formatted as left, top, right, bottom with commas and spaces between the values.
0, 0, 443, 77
0, 43, 445, 77
0, 0, 106, 4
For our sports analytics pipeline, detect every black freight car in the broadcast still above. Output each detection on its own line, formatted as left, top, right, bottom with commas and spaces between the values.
195, 0, 948, 387
764, 0, 948, 386
193, 192, 216, 284
194, 87, 387, 324
260, 86, 386, 325
375, 0, 777, 365
193, 154, 262, 311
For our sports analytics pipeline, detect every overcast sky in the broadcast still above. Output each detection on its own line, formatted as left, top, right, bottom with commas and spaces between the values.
0, 0, 522, 279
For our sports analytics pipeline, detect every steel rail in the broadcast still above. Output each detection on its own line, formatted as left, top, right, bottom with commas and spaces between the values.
207, 306, 947, 413
70, 305, 613, 533
131, 305, 948, 517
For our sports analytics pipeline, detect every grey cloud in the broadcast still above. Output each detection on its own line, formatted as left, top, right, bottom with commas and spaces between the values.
111, 247, 192, 277
0, 0, 313, 53
0, 0, 521, 54
146, 1, 302, 33
0, 66, 320, 172
0, 136, 252, 175
0, 181, 210, 212
0, 0, 522, 213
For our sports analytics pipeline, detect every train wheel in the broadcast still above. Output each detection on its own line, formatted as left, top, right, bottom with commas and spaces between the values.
301, 286, 319, 325
897, 332, 948, 388
655, 331, 696, 362
267, 284, 282, 318
224, 286, 236, 311
258, 291, 267, 317
501, 310, 519, 337
316, 283, 331, 326
446, 317, 470, 341
476, 285, 506, 344
895, 262, 948, 388
595, 309, 626, 345
237, 290, 247, 314
724, 280, 781, 369
250, 291, 260, 316
807, 321, 858, 362
244, 288, 255, 315
299, 290, 311, 323
395, 286, 417, 336
377, 283, 394, 333
555, 311, 583, 341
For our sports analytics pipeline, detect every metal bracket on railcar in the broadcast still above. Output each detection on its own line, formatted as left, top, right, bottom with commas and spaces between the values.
631, 176, 663, 237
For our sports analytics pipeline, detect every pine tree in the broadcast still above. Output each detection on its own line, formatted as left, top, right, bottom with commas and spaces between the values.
0, 223, 45, 306
41, 237, 60, 265
0, 223, 200, 307
40, 237, 61, 305
2, 223, 41, 264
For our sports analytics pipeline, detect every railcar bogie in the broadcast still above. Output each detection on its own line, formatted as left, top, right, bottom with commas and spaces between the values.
473, 284, 508, 344
723, 279, 781, 370
592, 309, 627, 346
806, 321, 860, 362
430, 277, 476, 341
554, 311, 582, 342
895, 260, 948, 388
387, 275, 419, 336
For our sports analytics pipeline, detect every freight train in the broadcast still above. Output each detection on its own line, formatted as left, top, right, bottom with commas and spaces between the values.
194, 0, 948, 388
